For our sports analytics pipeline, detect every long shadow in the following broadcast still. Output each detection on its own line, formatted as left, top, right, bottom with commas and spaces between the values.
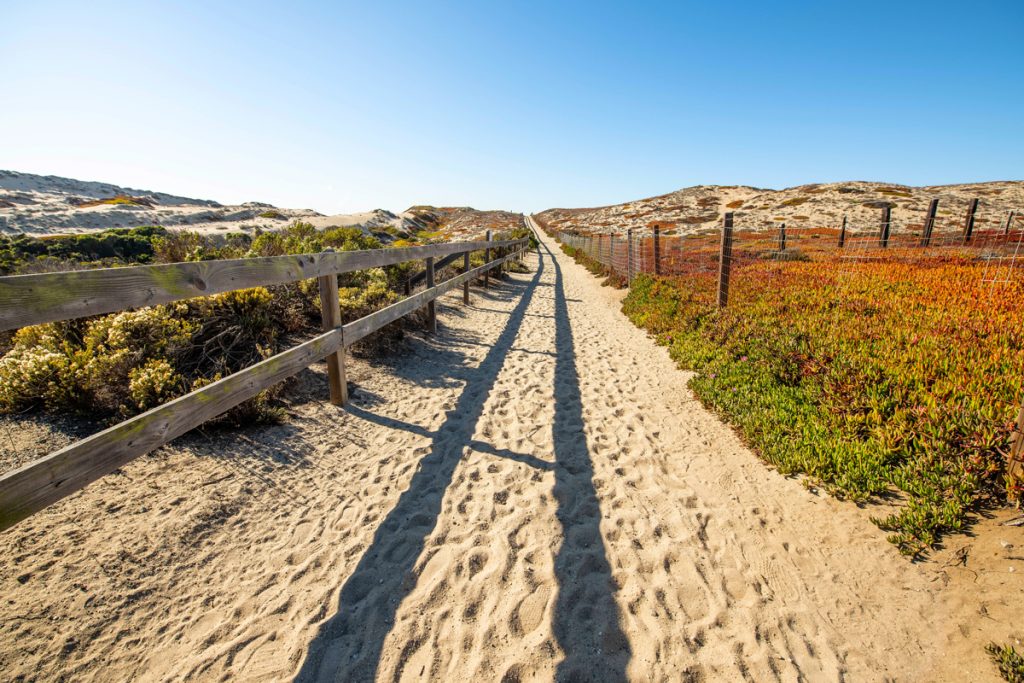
294, 249, 545, 682
545, 238, 631, 681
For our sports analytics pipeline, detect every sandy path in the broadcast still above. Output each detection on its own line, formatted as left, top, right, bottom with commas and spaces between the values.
0, 227, 1014, 681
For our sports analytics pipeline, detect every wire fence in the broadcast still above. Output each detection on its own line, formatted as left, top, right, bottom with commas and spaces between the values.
550, 200, 1024, 296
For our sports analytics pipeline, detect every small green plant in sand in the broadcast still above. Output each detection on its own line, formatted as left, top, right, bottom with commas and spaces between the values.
987, 642, 1024, 683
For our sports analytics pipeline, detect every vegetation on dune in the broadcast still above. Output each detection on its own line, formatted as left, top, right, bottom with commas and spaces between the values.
0, 221, 503, 426
0, 226, 168, 273
73, 194, 154, 208
0, 220, 531, 425
611, 257, 1023, 558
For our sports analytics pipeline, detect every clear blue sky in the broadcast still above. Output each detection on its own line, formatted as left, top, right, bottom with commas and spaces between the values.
2, 0, 1021, 214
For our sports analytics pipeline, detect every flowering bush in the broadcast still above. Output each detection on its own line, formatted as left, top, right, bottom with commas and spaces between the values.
128, 358, 181, 411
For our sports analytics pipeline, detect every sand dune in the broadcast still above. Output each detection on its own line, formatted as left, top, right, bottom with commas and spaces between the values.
537, 180, 1024, 236
0, 171, 522, 240
0, 229, 1019, 681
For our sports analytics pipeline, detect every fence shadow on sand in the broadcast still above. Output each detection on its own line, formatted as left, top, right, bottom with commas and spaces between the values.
294, 241, 629, 681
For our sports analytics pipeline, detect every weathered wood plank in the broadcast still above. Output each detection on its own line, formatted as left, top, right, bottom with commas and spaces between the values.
920, 199, 939, 247
0, 329, 344, 531
425, 257, 437, 333
406, 250, 468, 289
0, 239, 524, 331
962, 197, 979, 243
484, 230, 492, 289
342, 248, 522, 346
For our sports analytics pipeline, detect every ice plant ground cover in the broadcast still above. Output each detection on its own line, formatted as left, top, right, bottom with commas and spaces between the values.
616, 251, 1024, 557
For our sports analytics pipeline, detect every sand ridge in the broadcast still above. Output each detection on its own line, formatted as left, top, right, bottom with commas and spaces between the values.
0, 226, 1016, 681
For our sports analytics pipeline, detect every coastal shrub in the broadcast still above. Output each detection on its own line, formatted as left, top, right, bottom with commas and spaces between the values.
0, 226, 168, 273
128, 358, 181, 411
618, 257, 1024, 558
0, 220, 473, 426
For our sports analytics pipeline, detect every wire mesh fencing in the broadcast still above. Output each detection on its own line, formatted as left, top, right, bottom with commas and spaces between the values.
553, 198, 1024, 300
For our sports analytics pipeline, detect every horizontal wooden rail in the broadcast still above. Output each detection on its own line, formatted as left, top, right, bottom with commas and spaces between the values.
0, 239, 525, 331
0, 243, 528, 531
0, 329, 343, 531
344, 250, 516, 345
405, 250, 463, 289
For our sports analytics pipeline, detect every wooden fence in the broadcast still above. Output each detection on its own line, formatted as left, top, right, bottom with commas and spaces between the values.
0, 236, 530, 531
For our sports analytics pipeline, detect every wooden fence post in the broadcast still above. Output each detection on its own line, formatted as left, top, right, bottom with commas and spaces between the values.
627, 229, 634, 283
425, 256, 437, 333
1005, 211, 1017, 237
963, 197, 979, 243
879, 206, 892, 248
778, 223, 787, 252
463, 251, 470, 304
653, 227, 661, 275
838, 215, 847, 248
718, 213, 734, 308
920, 198, 939, 247
317, 253, 348, 406
484, 230, 492, 289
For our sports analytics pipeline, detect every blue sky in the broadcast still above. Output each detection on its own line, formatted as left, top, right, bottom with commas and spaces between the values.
2, 0, 1021, 214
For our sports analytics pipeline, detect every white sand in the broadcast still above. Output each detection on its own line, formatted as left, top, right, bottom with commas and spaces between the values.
0, 225, 1020, 681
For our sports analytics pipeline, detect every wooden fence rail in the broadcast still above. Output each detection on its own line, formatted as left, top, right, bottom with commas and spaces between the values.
0, 239, 526, 332
0, 237, 530, 531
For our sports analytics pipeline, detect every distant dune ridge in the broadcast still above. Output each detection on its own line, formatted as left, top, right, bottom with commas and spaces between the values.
0, 170, 522, 240
536, 180, 1024, 236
